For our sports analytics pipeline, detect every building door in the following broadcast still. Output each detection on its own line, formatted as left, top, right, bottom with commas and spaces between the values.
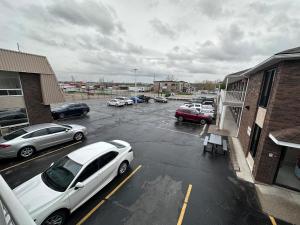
275, 147, 300, 191
249, 124, 261, 158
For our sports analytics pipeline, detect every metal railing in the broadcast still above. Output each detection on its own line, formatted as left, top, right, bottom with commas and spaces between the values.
0, 175, 35, 225
220, 90, 245, 105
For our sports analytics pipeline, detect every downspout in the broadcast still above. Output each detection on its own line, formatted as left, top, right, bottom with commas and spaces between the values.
236, 76, 249, 137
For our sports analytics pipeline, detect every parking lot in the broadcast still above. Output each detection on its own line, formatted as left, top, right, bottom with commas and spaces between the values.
0, 99, 291, 225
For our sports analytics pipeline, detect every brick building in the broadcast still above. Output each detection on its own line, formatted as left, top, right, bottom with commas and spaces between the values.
219, 47, 300, 191
153, 80, 190, 93
0, 49, 64, 135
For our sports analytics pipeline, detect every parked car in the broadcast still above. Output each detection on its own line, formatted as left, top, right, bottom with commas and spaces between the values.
137, 95, 151, 103
130, 96, 144, 103
202, 100, 214, 106
154, 96, 168, 103
14, 140, 133, 225
107, 99, 125, 107
115, 97, 133, 105
0, 123, 87, 159
0, 111, 28, 127
52, 103, 90, 120
175, 108, 212, 125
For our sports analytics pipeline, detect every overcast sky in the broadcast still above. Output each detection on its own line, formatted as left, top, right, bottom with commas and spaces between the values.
0, 0, 299, 82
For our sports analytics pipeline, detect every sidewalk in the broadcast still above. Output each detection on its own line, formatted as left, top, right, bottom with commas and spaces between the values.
229, 136, 300, 225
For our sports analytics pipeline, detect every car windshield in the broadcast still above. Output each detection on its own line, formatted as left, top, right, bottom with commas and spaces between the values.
42, 156, 82, 192
3, 129, 27, 141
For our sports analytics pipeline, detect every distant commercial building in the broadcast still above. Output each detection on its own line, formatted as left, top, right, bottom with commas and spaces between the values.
0, 49, 64, 135
153, 80, 190, 93
128, 86, 151, 92
219, 47, 300, 191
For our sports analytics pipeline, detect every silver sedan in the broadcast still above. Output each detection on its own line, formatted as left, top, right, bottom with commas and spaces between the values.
0, 123, 87, 159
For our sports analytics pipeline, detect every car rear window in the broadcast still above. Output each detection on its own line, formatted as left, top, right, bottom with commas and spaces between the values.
107, 141, 126, 149
3, 129, 27, 141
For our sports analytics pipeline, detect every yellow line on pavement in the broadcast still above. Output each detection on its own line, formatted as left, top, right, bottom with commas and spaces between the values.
177, 184, 192, 225
269, 215, 277, 225
105, 165, 142, 200
76, 165, 142, 225
0, 141, 82, 173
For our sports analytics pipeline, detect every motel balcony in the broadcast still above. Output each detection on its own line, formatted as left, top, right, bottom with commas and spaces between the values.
220, 89, 246, 107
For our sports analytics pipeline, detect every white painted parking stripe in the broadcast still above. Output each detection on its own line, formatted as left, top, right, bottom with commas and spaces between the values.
0, 141, 82, 173
156, 127, 199, 137
199, 124, 207, 136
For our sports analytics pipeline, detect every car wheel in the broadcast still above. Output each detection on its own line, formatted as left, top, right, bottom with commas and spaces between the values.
178, 116, 184, 122
118, 161, 128, 176
59, 113, 65, 119
200, 119, 206, 125
42, 210, 67, 225
82, 110, 88, 116
18, 146, 35, 158
73, 132, 84, 141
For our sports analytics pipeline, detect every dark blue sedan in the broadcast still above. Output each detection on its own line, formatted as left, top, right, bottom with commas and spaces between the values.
51, 103, 90, 119
130, 96, 144, 103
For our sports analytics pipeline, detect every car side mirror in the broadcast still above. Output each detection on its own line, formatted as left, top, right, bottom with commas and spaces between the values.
74, 182, 85, 190
65, 129, 70, 132
50, 162, 54, 167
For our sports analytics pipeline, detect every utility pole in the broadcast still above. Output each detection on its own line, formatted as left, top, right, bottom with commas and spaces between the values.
133, 68, 138, 104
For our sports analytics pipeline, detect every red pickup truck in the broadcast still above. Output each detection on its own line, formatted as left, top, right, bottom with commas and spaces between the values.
175, 107, 212, 125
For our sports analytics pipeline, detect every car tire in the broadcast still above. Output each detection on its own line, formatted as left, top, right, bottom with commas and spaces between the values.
42, 210, 68, 225
200, 119, 206, 125
82, 110, 88, 116
118, 161, 129, 176
178, 116, 184, 122
73, 132, 84, 141
59, 113, 65, 119
18, 146, 35, 159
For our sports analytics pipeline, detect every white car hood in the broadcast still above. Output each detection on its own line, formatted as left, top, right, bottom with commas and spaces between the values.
14, 174, 63, 215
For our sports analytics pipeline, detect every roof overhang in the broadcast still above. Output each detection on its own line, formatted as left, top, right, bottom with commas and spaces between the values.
225, 53, 300, 82
242, 53, 300, 77
269, 127, 300, 149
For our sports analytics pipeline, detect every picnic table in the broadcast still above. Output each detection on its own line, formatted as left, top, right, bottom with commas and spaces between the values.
203, 133, 228, 155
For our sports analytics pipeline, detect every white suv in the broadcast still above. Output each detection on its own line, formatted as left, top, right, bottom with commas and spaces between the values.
14, 141, 133, 225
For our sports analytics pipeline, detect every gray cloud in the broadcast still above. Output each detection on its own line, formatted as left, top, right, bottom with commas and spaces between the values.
47, 0, 124, 35
150, 19, 177, 39
1, 0, 300, 82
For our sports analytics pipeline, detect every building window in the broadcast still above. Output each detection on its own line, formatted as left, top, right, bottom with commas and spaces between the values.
249, 124, 261, 158
0, 72, 23, 96
258, 69, 275, 108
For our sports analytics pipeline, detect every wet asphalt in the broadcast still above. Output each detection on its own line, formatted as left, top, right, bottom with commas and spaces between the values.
0, 99, 292, 225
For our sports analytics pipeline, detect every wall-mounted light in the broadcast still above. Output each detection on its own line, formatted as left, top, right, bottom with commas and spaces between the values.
245, 105, 250, 110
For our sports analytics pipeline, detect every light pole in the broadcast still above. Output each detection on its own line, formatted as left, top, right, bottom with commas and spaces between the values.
133, 68, 138, 104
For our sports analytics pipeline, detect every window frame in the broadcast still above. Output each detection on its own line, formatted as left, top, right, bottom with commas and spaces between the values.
258, 69, 276, 108
72, 159, 99, 186
98, 151, 119, 170
48, 126, 67, 134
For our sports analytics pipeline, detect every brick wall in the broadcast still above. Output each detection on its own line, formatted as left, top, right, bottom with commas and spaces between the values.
20, 73, 53, 125
238, 72, 264, 155
253, 60, 300, 183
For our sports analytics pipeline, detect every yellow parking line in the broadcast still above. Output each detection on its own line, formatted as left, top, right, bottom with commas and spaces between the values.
0, 141, 82, 173
269, 215, 277, 225
177, 184, 192, 225
76, 165, 142, 225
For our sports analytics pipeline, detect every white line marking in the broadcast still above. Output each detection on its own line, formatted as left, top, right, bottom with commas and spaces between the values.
156, 127, 199, 137
199, 124, 207, 136
0, 141, 82, 173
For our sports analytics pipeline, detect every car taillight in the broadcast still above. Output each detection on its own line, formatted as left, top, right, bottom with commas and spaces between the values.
0, 144, 11, 148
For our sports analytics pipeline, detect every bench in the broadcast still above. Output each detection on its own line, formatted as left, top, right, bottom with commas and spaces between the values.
222, 140, 228, 155
203, 136, 209, 152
